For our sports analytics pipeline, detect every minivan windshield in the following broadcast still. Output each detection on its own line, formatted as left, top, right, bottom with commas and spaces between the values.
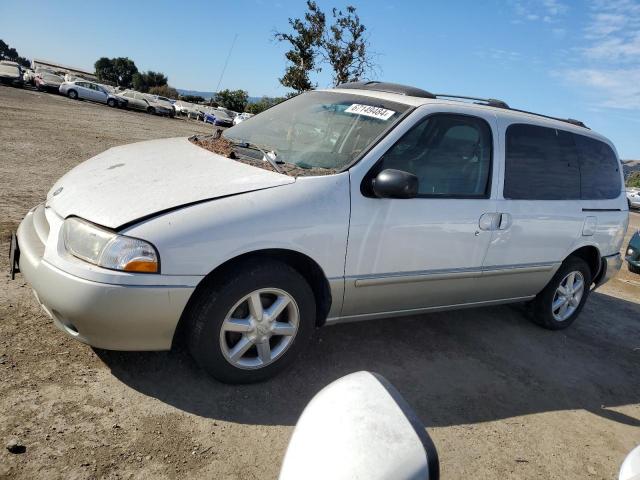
223, 91, 410, 170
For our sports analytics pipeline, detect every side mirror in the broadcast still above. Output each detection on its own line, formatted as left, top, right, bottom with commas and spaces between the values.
279, 371, 439, 480
372, 168, 419, 199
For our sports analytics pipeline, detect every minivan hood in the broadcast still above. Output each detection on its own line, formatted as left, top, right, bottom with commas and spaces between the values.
46, 137, 295, 229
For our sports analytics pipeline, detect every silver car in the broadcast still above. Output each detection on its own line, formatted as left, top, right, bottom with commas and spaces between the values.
119, 90, 173, 116
627, 188, 640, 209
59, 80, 127, 108
146, 94, 176, 117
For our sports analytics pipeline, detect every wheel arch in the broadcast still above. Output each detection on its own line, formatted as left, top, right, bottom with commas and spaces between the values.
171, 248, 333, 349
567, 244, 602, 283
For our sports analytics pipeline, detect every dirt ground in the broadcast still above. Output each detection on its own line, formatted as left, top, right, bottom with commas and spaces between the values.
1, 85, 639, 479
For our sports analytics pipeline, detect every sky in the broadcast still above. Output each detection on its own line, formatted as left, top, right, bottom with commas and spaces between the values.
1, 0, 639, 158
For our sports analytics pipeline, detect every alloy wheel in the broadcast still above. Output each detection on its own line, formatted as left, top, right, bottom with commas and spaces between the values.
551, 271, 585, 321
219, 288, 299, 369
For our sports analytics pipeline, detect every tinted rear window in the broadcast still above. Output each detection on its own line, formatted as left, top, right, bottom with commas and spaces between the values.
574, 134, 621, 199
504, 124, 620, 200
504, 124, 580, 200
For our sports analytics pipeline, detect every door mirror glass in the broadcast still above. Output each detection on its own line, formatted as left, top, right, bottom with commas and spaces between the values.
372, 168, 419, 199
279, 371, 439, 480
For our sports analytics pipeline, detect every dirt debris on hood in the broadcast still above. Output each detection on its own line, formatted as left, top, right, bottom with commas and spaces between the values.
190, 134, 337, 177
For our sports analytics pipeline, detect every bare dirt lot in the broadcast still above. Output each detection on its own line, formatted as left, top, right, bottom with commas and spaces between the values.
1, 85, 639, 479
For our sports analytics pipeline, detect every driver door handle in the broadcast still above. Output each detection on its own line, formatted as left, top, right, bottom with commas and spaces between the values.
479, 213, 512, 231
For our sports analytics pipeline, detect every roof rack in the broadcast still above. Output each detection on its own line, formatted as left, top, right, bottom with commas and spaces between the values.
507, 108, 589, 129
434, 94, 588, 129
337, 81, 437, 99
336, 82, 588, 129
434, 94, 510, 109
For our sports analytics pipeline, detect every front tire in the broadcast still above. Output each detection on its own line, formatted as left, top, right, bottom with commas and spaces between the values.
147, 106, 155, 115
67, 89, 78, 100
530, 256, 592, 330
629, 263, 640, 274
107, 98, 116, 107
187, 259, 316, 383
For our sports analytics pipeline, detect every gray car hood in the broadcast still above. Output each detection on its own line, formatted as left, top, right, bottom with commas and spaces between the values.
46, 137, 294, 229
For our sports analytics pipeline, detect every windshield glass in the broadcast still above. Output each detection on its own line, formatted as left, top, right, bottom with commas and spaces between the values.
42, 73, 62, 81
223, 91, 410, 170
0, 64, 19, 76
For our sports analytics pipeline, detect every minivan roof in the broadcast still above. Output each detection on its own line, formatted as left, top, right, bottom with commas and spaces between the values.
323, 81, 612, 145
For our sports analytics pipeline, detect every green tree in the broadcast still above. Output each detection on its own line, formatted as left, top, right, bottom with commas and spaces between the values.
148, 85, 179, 99
324, 6, 373, 86
132, 70, 168, 92
245, 96, 286, 114
627, 171, 640, 188
94, 57, 138, 87
273, 1, 325, 93
214, 89, 249, 112
0, 39, 30, 68
273, 3, 375, 93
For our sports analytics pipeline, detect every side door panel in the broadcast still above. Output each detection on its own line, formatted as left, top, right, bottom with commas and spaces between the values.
342, 106, 500, 319
76, 82, 90, 100
481, 118, 585, 299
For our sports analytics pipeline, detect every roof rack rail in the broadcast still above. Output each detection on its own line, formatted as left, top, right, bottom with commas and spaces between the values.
434, 94, 510, 109
435, 94, 588, 129
337, 81, 437, 99
336, 82, 589, 129
507, 108, 589, 129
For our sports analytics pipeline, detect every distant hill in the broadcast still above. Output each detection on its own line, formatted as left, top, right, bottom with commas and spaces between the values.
623, 160, 640, 178
176, 88, 261, 103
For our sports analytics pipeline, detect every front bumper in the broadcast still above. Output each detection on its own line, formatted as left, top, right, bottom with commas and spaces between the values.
0, 75, 23, 86
16, 206, 195, 350
593, 253, 623, 289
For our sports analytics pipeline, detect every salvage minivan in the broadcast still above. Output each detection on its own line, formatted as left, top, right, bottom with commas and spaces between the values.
12, 81, 629, 383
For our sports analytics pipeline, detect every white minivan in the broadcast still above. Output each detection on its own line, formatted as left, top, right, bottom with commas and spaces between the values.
13, 81, 628, 383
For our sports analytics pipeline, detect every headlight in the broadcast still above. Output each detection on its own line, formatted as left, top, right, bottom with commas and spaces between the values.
62, 217, 159, 273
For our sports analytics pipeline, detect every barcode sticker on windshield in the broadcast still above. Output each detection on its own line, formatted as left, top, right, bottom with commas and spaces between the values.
345, 104, 395, 120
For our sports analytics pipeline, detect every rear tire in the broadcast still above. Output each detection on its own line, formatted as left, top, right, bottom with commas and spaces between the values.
187, 259, 316, 383
147, 106, 155, 115
530, 256, 591, 330
67, 90, 78, 100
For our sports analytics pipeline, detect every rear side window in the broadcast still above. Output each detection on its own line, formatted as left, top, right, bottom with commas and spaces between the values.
574, 134, 621, 199
504, 124, 580, 200
504, 124, 621, 200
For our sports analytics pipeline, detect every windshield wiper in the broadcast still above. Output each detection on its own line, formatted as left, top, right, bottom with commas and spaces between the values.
230, 140, 283, 174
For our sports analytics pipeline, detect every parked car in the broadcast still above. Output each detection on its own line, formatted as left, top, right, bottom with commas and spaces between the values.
146, 94, 176, 117
0, 60, 24, 87
12, 81, 628, 384
34, 71, 64, 92
626, 230, 640, 274
119, 90, 173, 116
173, 100, 190, 116
59, 80, 128, 108
627, 188, 640, 210
233, 112, 254, 125
204, 109, 233, 126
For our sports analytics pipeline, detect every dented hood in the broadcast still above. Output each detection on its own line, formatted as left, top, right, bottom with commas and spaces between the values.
46, 137, 294, 229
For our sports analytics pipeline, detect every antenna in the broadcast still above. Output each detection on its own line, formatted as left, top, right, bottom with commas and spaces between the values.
215, 33, 238, 95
